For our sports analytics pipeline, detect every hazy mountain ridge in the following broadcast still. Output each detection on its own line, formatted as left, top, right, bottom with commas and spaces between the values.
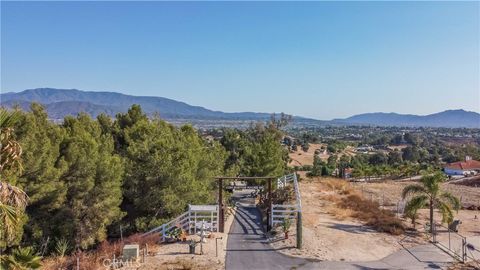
1, 88, 479, 128
334, 110, 480, 128
1, 88, 282, 120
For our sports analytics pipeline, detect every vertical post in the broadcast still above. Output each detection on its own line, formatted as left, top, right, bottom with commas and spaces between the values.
267, 178, 272, 231
448, 228, 451, 250
188, 209, 192, 234
270, 204, 273, 227
120, 224, 123, 242
194, 212, 197, 234
297, 210, 302, 249
162, 224, 166, 242
218, 178, 224, 233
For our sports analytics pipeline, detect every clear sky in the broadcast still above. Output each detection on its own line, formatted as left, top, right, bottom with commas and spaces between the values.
1, 1, 479, 119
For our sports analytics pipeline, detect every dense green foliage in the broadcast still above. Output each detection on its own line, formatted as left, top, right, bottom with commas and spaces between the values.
289, 125, 480, 180
13, 105, 124, 249
221, 122, 288, 179
2, 104, 288, 254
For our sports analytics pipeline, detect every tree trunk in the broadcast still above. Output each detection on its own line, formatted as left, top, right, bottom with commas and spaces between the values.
430, 199, 434, 238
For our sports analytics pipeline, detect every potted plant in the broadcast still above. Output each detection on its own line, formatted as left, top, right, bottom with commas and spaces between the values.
180, 229, 188, 242
167, 227, 182, 242
281, 218, 292, 239
188, 240, 197, 254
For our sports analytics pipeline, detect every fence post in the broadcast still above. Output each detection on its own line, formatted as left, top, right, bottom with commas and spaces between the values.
270, 204, 273, 228
162, 224, 166, 242
448, 228, 451, 250
188, 210, 192, 234
267, 178, 272, 231
296, 210, 302, 249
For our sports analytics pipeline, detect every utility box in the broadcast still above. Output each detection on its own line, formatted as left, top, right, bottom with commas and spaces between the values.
123, 244, 139, 261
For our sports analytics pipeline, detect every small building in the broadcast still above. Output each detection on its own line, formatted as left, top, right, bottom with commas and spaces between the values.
443, 156, 480, 176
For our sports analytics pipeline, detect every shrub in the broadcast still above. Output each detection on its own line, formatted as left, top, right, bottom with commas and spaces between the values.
54, 238, 70, 258
1, 246, 42, 269
338, 194, 405, 235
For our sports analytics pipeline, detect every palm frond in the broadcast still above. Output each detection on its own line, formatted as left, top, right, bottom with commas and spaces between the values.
0, 247, 42, 270
440, 192, 461, 211
0, 109, 22, 130
0, 108, 23, 175
401, 184, 426, 199
0, 182, 28, 209
404, 194, 428, 215
0, 201, 22, 239
437, 200, 454, 224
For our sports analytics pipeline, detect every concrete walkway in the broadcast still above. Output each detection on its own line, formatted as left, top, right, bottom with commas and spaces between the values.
225, 191, 456, 270
299, 244, 455, 269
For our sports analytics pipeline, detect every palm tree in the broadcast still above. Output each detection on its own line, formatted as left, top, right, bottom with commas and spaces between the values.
0, 246, 42, 269
404, 199, 421, 229
0, 109, 28, 245
402, 172, 460, 235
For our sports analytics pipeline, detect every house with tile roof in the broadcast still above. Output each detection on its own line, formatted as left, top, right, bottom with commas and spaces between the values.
443, 156, 480, 176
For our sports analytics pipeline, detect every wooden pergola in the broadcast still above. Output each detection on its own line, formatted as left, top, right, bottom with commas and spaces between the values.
215, 176, 276, 233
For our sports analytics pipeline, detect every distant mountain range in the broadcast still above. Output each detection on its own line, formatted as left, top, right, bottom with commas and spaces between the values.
1, 88, 479, 128
333, 110, 480, 128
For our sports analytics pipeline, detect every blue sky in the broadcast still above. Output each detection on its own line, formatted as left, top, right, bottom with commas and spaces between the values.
1, 1, 479, 119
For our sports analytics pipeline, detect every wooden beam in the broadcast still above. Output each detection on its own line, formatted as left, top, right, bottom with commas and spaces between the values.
218, 178, 224, 233
214, 176, 276, 180
267, 178, 272, 231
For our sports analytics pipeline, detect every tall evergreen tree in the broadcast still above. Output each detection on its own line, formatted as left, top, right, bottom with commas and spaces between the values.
58, 113, 124, 249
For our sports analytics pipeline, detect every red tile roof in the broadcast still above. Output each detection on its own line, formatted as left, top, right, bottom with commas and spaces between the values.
444, 160, 480, 171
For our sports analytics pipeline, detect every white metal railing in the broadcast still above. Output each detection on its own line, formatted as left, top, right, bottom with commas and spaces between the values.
143, 205, 218, 242
271, 173, 302, 226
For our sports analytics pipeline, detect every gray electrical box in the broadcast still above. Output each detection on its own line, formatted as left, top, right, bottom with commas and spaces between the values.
123, 244, 139, 261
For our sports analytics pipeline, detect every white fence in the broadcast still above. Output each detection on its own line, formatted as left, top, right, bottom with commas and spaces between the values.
271, 173, 302, 226
143, 205, 218, 242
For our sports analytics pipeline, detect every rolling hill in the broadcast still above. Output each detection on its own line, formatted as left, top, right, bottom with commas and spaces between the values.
333, 110, 480, 128
1, 88, 479, 128
0, 88, 283, 120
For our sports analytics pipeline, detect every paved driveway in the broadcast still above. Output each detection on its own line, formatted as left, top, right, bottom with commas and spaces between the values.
225, 190, 455, 270
225, 191, 310, 270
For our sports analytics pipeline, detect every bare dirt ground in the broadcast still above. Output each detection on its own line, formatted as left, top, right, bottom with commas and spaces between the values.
270, 178, 425, 262
353, 179, 480, 261
288, 143, 328, 167
352, 180, 480, 210
342, 146, 357, 158
140, 207, 236, 270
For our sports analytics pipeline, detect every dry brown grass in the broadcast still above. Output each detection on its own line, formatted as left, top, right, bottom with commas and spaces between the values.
323, 179, 356, 195
316, 178, 404, 235
328, 207, 355, 220
338, 194, 405, 235
42, 233, 161, 270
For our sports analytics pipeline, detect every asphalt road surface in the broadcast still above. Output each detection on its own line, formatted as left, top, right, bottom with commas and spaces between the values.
225, 191, 310, 270
225, 190, 456, 270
